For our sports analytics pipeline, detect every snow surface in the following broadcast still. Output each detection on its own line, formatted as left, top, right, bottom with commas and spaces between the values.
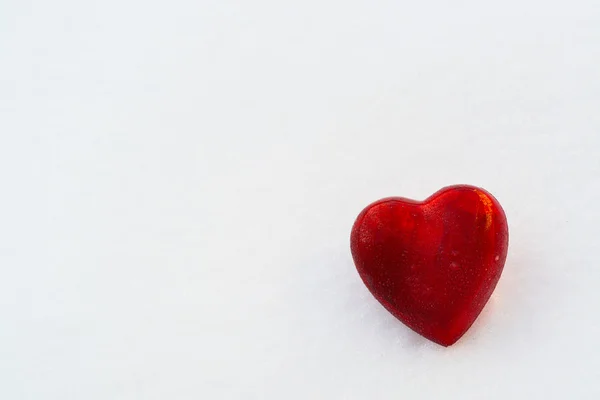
1, 1, 600, 398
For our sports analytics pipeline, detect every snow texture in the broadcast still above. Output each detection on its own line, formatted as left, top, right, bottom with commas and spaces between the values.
1, 1, 599, 399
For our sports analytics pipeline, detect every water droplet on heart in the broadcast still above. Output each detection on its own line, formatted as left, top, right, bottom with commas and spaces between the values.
449, 262, 459, 269
494, 255, 500, 261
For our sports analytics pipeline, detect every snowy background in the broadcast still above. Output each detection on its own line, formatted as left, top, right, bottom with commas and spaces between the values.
1, 1, 600, 398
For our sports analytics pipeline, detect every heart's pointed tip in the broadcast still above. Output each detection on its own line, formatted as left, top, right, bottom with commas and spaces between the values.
437, 338, 458, 347
423, 331, 463, 347
430, 337, 458, 348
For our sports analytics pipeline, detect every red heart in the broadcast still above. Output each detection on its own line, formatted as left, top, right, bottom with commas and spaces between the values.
350, 185, 508, 346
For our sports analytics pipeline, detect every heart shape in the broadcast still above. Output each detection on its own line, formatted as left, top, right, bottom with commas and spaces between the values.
350, 185, 508, 346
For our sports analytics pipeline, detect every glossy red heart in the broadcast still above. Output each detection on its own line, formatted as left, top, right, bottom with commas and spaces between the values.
350, 185, 508, 346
